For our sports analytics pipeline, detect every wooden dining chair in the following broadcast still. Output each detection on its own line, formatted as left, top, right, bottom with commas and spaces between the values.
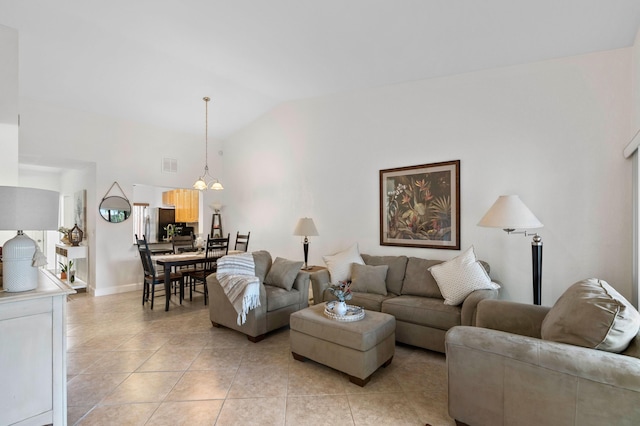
135, 233, 147, 247
137, 238, 184, 309
172, 233, 195, 253
234, 231, 251, 252
184, 234, 230, 305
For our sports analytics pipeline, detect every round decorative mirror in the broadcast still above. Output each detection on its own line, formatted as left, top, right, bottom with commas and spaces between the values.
99, 196, 132, 223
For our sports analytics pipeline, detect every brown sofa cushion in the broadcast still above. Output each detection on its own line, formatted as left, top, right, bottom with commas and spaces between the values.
401, 257, 444, 298
360, 254, 408, 295
350, 263, 388, 296
541, 278, 640, 353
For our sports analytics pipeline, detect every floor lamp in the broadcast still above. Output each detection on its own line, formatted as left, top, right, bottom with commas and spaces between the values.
478, 195, 544, 305
293, 218, 319, 270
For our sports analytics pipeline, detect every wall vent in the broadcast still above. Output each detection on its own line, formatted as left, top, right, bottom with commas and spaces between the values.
162, 158, 177, 173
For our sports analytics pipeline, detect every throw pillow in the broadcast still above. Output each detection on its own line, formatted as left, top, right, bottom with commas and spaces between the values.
350, 263, 389, 296
252, 250, 273, 283
322, 243, 365, 282
361, 254, 408, 295
541, 278, 640, 353
428, 246, 498, 306
264, 257, 303, 291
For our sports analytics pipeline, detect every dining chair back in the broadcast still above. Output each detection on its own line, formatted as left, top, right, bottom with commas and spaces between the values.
135, 234, 147, 247
137, 239, 184, 309
184, 234, 230, 305
234, 231, 251, 252
209, 233, 230, 259
172, 233, 195, 253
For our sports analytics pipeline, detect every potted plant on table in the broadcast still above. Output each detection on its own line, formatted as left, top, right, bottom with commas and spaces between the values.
59, 260, 73, 281
329, 280, 352, 316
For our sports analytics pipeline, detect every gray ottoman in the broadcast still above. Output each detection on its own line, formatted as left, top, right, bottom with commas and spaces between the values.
290, 303, 396, 386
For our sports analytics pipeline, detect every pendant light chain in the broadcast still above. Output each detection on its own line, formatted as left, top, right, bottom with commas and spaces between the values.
193, 96, 223, 190
204, 96, 210, 170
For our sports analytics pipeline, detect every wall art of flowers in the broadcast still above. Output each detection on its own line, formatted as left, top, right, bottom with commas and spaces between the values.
380, 160, 460, 249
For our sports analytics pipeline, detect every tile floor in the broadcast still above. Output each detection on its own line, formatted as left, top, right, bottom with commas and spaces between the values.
66, 290, 455, 425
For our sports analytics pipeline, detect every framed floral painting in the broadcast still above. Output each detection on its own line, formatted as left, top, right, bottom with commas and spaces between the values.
380, 160, 460, 249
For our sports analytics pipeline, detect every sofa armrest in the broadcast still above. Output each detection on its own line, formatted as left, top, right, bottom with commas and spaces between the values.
460, 288, 499, 326
476, 299, 550, 338
292, 271, 311, 306
310, 269, 331, 304
446, 326, 640, 391
208, 273, 268, 317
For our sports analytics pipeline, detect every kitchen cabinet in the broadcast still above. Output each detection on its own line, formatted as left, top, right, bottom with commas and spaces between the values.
0, 269, 75, 425
162, 189, 199, 222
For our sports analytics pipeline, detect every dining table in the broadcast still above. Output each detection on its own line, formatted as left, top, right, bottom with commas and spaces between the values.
153, 252, 206, 311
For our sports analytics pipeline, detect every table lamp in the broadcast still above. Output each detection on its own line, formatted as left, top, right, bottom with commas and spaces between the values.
478, 195, 544, 304
0, 186, 60, 292
293, 217, 319, 270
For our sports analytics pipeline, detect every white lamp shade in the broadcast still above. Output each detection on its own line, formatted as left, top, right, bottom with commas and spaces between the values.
0, 186, 59, 292
478, 195, 543, 230
293, 218, 319, 236
0, 186, 59, 230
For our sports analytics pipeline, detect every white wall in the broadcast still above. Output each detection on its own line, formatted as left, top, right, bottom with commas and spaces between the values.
17, 98, 224, 295
631, 28, 640, 307
0, 24, 18, 185
222, 48, 633, 306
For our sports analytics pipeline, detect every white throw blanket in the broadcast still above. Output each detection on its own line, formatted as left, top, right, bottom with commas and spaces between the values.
216, 252, 261, 325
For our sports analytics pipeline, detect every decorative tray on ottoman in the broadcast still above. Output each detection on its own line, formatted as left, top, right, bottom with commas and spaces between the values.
324, 301, 365, 322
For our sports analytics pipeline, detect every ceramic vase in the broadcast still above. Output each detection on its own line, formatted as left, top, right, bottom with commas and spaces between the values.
335, 301, 348, 316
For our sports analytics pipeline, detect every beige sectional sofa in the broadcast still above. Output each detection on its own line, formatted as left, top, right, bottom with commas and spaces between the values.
310, 253, 499, 353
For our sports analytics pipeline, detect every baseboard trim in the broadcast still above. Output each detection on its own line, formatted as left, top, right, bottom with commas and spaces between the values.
92, 282, 143, 297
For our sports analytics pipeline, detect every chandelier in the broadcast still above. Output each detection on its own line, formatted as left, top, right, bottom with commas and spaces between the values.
193, 97, 224, 191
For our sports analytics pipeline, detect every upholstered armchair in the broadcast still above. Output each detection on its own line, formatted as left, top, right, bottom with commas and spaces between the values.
207, 250, 310, 342
446, 279, 640, 426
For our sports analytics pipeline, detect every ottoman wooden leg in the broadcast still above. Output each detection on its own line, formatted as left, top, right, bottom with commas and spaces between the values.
291, 352, 307, 362
247, 334, 265, 343
382, 356, 393, 368
348, 374, 371, 387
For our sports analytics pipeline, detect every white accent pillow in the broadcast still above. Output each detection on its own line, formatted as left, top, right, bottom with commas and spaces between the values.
428, 246, 499, 305
322, 243, 365, 282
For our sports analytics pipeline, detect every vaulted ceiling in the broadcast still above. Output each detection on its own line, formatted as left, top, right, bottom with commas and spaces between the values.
1, 1, 639, 138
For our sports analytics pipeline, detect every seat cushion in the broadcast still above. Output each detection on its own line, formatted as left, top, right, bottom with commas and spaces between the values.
264, 257, 304, 291
361, 254, 408, 295
382, 295, 461, 331
541, 278, 640, 353
265, 285, 301, 311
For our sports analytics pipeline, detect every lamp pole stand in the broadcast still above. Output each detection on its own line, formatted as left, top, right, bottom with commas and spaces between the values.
302, 236, 310, 270
532, 234, 542, 305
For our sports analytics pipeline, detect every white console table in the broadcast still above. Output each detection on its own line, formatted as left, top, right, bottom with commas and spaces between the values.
0, 269, 75, 425
55, 243, 88, 290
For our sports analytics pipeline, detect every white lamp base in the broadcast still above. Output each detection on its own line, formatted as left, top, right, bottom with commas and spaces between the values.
3, 232, 38, 292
